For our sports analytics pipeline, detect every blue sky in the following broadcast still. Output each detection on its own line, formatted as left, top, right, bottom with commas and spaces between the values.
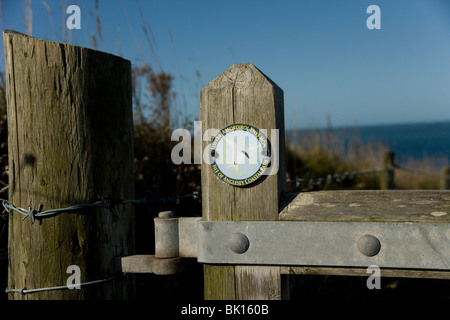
2, 0, 450, 129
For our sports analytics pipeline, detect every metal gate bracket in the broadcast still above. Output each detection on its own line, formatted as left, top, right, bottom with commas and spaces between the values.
116, 213, 450, 274
115, 213, 201, 275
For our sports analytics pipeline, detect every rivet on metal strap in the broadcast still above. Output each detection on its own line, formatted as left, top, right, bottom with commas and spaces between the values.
227, 233, 250, 254
357, 234, 381, 257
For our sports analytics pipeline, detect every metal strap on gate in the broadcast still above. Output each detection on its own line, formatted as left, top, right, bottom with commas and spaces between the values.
116, 212, 450, 274
196, 220, 450, 270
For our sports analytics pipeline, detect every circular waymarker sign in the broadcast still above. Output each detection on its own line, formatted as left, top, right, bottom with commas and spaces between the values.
210, 123, 271, 187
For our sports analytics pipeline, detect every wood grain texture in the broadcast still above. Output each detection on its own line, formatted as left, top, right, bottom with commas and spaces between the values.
200, 63, 285, 300
280, 190, 450, 222
235, 266, 281, 299
4, 31, 135, 299
281, 266, 450, 279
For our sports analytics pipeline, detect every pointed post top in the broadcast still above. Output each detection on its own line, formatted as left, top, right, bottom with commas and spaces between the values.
203, 63, 282, 91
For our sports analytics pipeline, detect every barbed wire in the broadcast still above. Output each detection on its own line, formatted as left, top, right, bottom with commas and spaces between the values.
1, 163, 448, 223
394, 164, 450, 179
1, 192, 202, 223
286, 168, 386, 187
1, 193, 202, 295
2, 198, 114, 224
5, 274, 117, 295
121, 192, 201, 206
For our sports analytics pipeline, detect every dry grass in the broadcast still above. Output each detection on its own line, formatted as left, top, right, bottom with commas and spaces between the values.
395, 157, 448, 189
286, 127, 448, 191
24, 0, 32, 36
286, 128, 389, 191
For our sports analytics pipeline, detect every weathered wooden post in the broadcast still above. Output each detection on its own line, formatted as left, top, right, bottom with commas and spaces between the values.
4, 31, 135, 299
441, 167, 450, 190
380, 151, 395, 190
200, 63, 286, 299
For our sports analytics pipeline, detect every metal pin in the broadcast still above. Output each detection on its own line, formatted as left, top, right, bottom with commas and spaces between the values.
158, 211, 174, 219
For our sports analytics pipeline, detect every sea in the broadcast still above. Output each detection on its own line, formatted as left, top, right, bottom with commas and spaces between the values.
287, 121, 450, 167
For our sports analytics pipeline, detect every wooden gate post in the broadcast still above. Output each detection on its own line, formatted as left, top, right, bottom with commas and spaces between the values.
200, 63, 286, 299
4, 31, 135, 299
441, 167, 450, 190
380, 151, 395, 190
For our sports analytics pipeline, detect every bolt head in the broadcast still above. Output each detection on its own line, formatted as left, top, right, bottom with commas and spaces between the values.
358, 234, 381, 257
227, 233, 250, 254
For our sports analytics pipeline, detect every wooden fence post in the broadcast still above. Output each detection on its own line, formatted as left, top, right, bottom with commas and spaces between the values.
4, 31, 135, 299
380, 151, 395, 190
200, 63, 286, 300
441, 167, 450, 190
